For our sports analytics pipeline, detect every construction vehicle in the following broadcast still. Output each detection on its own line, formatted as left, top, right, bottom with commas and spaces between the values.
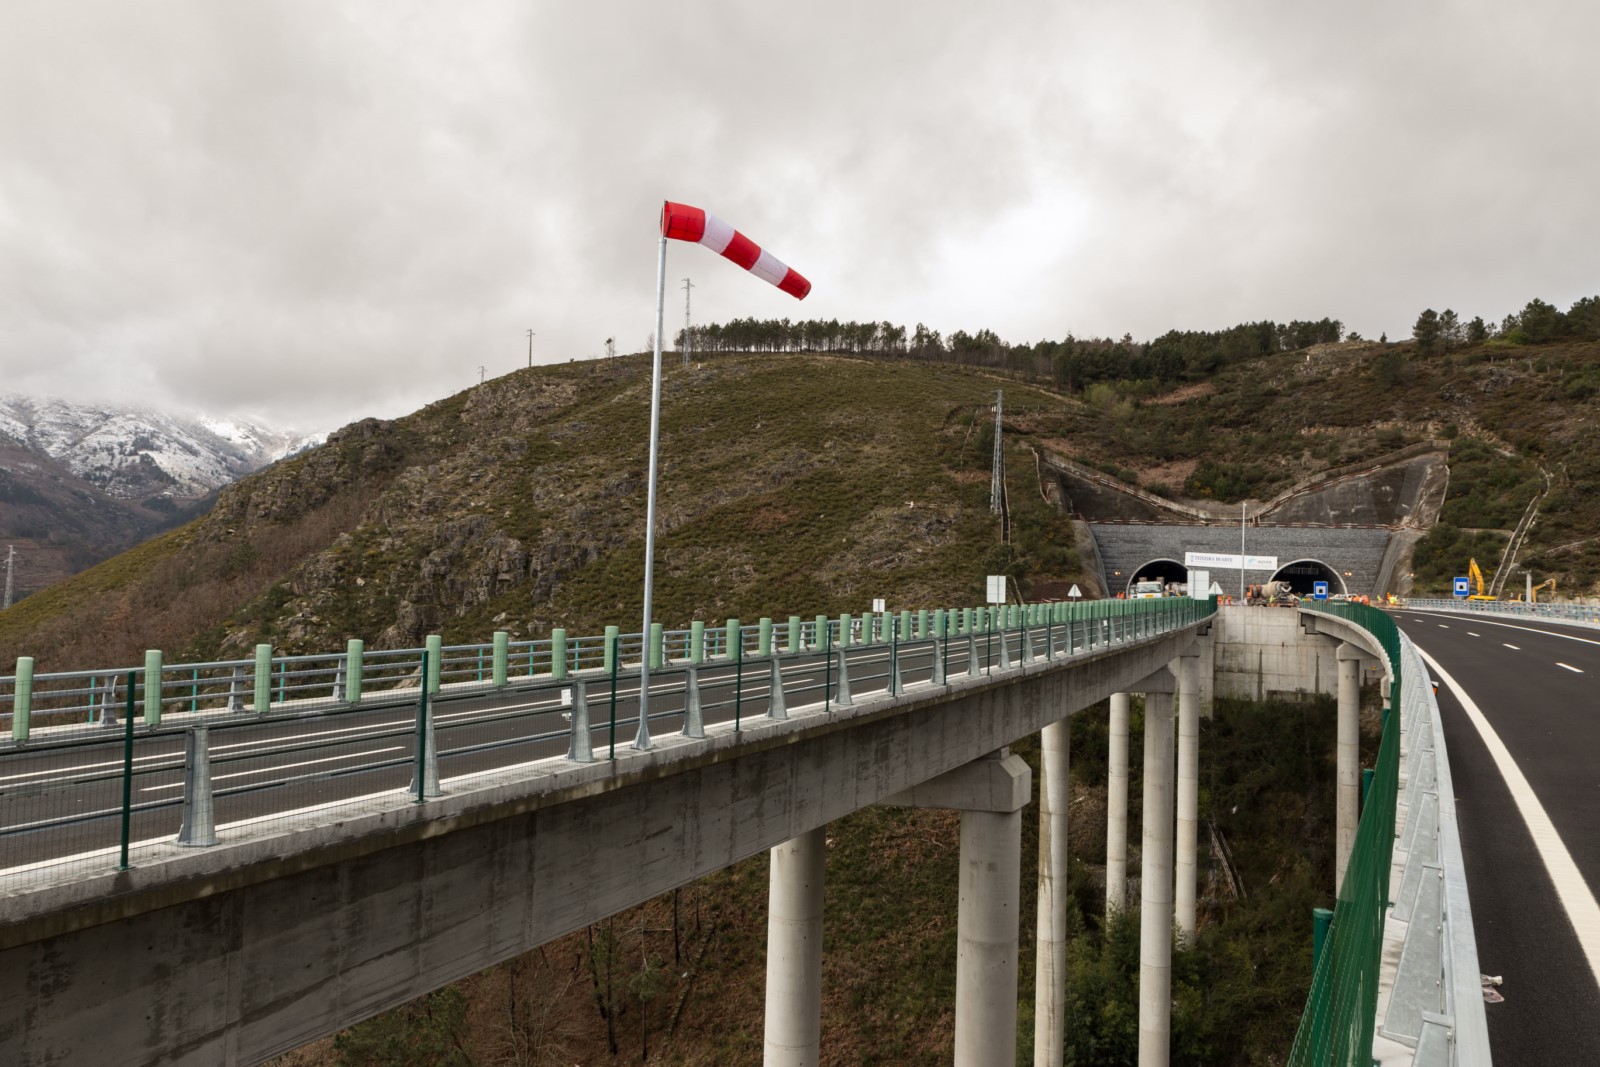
1130, 579, 1165, 600
1517, 576, 1558, 603
1466, 558, 1497, 601
1246, 580, 1296, 606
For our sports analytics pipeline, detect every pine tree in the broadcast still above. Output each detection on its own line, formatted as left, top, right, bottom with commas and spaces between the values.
1412, 309, 1440, 355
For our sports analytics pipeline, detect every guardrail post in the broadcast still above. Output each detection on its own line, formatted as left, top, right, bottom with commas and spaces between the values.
332, 656, 346, 700
412, 650, 442, 798
768, 654, 788, 719
916, 608, 929, 639
144, 649, 164, 725
176, 724, 217, 847
839, 613, 852, 648
345, 639, 364, 703
998, 625, 1013, 670
682, 666, 705, 738
788, 615, 801, 653
101, 673, 120, 728
493, 631, 510, 687
1022, 622, 1035, 664
725, 619, 741, 661
813, 615, 827, 651
899, 609, 911, 645
10, 657, 32, 742
603, 626, 620, 673
967, 628, 980, 677
566, 676, 594, 761
551, 628, 568, 679
931, 610, 947, 687
425, 635, 442, 694
759, 617, 773, 657
834, 646, 853, 706
689, 621, 705, 664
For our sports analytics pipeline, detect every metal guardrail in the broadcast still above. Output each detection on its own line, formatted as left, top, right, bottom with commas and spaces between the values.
1401, 598, 1600, 630
1291, 602, 1488, 1067
0, 597, 1216, 890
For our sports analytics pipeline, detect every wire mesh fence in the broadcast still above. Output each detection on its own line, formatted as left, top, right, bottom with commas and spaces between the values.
2, 595, 1215, 891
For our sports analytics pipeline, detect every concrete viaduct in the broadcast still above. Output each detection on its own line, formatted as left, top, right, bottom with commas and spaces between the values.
0, 607, 1431, 1066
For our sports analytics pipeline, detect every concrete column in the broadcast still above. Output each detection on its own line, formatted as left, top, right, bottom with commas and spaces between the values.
1336, 644, 1362, 894
1034, 719, 1070, 1067
1174, 653, 1201, 941
764, 827, 826, 1067
1106, 691, 1131, 914
884, 751, 1030, 1067
1136, 668, 1177, 1067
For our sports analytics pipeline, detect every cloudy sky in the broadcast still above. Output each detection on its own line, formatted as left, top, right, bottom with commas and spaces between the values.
2, 1, 1596, 433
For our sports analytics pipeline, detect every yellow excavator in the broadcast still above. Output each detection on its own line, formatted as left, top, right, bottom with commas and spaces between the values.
1528, 576, 1557, 603
1466, 558, 1498, 601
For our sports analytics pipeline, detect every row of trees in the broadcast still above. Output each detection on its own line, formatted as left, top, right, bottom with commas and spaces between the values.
1413, 296, 1600, 354
675, 316, 1346, 393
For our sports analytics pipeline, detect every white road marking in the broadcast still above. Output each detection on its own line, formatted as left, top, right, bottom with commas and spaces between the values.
1439, 623, 1450, 628
1504, 644, 1521, 651
139, 747, 407, 793
1417, 646, 1600, 989
1468, 632, 1481, 637
1558, 663, 1585, 674
1401, 610, 1600, 648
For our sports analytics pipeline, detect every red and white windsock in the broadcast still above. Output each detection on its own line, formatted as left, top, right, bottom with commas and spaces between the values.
660, 201, 811, 300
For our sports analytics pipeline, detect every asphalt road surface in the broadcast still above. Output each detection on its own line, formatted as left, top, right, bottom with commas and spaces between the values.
1390, 608, 1600, 1065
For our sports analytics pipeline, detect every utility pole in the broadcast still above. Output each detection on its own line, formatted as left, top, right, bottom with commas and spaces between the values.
3, 545, 13, 610
681, 277, 695, 367
478, 365, 486, 386
526, 329, 535, 369
989, 390, 1004, 515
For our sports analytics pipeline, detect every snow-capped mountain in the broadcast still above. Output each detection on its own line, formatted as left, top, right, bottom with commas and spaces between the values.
0, 394, 320, 501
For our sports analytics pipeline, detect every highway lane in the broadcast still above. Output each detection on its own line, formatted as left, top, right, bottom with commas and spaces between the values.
2, 630, 1051, 878
1390, 609, 1600, 1064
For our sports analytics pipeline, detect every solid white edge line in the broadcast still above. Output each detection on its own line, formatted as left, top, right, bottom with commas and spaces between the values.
1402, 609, 1600, 647
1416, 645, 1600, 988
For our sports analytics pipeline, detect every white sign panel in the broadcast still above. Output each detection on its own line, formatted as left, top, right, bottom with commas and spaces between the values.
1208, 581, 1225, 596
1189, 569, 1209, 600
986, 575, 1007, 604
1067, 584, 1082, 599
1184, 551, 1279, 570
871, 598, 886, 613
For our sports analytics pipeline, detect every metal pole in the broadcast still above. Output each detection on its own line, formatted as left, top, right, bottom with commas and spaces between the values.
637, 233, 667, 751
1240, 501, 1246, 603
527, 329, 534, 368
119, 669, 136, 869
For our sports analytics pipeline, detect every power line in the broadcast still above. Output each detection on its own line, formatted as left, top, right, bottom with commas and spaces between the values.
990, 390, 1004, 515
681, 277, 695, 367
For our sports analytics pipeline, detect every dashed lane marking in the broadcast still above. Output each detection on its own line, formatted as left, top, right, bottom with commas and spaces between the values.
1558, 663, 1585, 674
1505, 644, 1521, 650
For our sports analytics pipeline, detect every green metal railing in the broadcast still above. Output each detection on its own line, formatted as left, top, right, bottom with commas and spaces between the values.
1288, 601, 1401, 1067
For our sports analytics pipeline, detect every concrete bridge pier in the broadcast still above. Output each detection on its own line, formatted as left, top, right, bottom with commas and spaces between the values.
1136, 667, 1177, 1067
1174, 652, 1201, 941
764, 827, 827, 1067
1335, 643, 1363, 894
1106, 691, 1131, 914
887, 748, 1031, 1067
1034, 717, 1070, 1067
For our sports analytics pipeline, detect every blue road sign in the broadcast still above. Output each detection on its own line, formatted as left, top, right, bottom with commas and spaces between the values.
1453, 577, 1470, 597
1313, 581, 1329, 601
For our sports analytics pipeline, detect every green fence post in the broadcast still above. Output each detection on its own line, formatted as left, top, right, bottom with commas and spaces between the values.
690, 621, 706, 665
1312, 907, 1334, 971
725, 619, 741, 660
603, 626, 620, 672
551, 628, 568, 680
143, 649, 164, 726
11, 657, 32, 742
345, 639, 364, 703
492, 631, 509, 687
649, 623, 665, 669
758, 617, 773, 657
840, 613, 853, 648
788, 615, 801, 654
814, 615, 828, 651
899, 609, 912, 643
425, 635, 443, 694
119, 669, 136, 869
1361, 767, 1374, 805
